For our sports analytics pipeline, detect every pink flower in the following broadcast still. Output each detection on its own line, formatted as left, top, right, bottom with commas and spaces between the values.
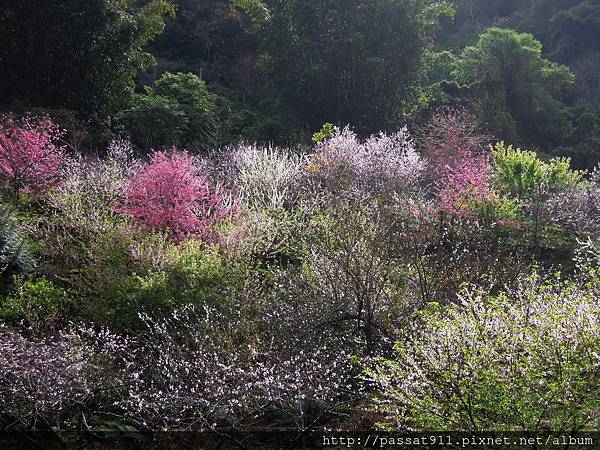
0, 115, 65, 203
120, 149, 232, 242
438, 153, 494, 217
423, 108, 494, 217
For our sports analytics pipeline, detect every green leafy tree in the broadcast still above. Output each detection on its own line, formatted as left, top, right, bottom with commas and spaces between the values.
0, 0, 174, 118
491, 142, 585, 200
551, 1, 600, 73
452, 27, 575, 149
560, 101, 600, 168
119, 72, 223, 151
245, 0, 452, 134
118, 93, 188, 151
147, 0, 261, 90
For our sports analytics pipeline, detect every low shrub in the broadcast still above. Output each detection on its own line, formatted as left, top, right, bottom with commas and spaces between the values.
0, 277, 70, 332
492, 142, 585, 200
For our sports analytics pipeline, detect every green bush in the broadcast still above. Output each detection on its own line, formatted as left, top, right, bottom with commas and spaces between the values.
78, 236, 246, 331
492, 142, 585, 200
161, 241, 245, 309
119, 92, 188, 151
0, 277, 70, 331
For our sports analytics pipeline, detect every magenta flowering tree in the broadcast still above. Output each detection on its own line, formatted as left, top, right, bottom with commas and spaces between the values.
0, 115, 65, 205
438, 154, 494, 217
120, 149, 231, 242
423, 109, 494, 217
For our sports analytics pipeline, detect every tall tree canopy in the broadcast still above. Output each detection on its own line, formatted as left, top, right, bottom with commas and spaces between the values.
147, 0, 259, 91
247, 0, 452, 135
0, 0, 174, 118
118, 72, 225, 152
451, 27, 575, 149
438, 0, 600, 102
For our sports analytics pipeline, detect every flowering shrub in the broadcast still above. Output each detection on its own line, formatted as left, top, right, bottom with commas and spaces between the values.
284, 198, 420, 353
537, 177, 600, 234
367, 274, 600, 431
0, 325, 129, 430
121, 149, 232, 242
306, 126, 424, 196
211, 144, 304, 210
50, 139, 139, 232
118, 306, 355, 431
422, 108, 490, 181
0, 115, 65, 204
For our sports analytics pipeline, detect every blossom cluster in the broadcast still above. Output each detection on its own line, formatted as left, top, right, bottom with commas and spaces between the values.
0, 115, 64, 204
366, 274, 600, 431
0, 325, 130, 429
119, 150, 231, 242
118, 306, 355, 431
207, 144, 304, 211
0, 110, 598, 438
307, 126, 424, 196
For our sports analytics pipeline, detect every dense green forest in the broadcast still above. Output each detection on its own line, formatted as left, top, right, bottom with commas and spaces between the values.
2, 0, 600, 164
0, 1, 599, 448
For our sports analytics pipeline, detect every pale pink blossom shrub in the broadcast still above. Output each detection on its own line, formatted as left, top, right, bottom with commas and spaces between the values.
120, 149, 232, 242
118, 306, 355, 431
306, 126, 424, 197
366, 274, 600, 431
0, 325, 130, 430
50, 139, 140, 232
537, 173, 600, 234
0, 115, 65, 204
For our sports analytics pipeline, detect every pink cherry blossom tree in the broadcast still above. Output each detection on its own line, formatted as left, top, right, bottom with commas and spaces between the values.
438, 154, 494, 217
120, 149, 231, 242
423, 108, 494, 217
0, 115, 65, 205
